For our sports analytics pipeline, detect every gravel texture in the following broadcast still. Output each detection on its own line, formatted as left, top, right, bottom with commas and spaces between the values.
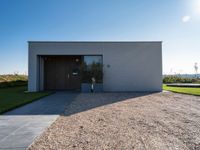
28, 92, 200, 150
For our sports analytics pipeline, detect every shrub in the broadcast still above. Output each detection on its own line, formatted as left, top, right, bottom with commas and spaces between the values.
163, 75, 199, 83
0, 80, 27, 88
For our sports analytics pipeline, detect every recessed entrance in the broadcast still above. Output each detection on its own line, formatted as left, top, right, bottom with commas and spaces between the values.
43, 56, 81, 90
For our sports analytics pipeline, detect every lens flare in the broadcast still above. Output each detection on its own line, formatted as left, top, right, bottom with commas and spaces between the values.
182, 15, 191, 22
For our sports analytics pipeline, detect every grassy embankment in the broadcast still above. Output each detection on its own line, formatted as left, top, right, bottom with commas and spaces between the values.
0, 75, 51, 114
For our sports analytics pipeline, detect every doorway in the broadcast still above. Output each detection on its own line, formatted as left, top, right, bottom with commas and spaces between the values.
43, 56, 81, 90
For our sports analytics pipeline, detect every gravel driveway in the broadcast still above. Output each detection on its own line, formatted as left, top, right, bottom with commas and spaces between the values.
29, 92, 200, 150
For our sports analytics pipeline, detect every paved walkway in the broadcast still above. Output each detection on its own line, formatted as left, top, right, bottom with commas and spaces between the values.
0, 92, 75, 150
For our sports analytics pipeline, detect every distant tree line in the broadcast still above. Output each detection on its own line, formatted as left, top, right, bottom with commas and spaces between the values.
0, 74, 28, 88
163, 75, 200, 84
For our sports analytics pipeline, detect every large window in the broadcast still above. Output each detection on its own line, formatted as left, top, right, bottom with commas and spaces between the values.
81, 56, 103, 83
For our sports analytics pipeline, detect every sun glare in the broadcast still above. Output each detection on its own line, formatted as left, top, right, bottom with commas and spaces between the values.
194, 0, 200, 14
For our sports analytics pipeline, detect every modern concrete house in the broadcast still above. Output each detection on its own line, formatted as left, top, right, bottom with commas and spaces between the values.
28, 41, 162, 92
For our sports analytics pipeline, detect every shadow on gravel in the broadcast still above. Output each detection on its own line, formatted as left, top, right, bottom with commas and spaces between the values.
62, 92, 156, 116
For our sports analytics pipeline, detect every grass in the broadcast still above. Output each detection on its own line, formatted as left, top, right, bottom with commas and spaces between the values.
163, 84, 200, 96
0, 86, 51, 114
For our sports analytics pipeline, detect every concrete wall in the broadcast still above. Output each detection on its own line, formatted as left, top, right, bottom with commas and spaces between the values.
28, 41, 162, 92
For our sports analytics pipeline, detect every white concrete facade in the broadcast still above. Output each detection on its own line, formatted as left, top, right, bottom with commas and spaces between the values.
28, 41, 162, 92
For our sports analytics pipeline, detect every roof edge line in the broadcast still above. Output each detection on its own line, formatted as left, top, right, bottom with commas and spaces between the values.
28, 41, 162, 43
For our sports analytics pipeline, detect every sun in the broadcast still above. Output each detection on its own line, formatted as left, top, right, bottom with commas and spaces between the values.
194, 0, 200, 14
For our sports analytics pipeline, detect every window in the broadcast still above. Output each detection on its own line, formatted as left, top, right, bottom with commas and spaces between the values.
81, 56, 103, 83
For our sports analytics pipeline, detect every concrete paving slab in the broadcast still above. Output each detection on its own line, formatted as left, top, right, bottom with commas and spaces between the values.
0, 92, 76, 150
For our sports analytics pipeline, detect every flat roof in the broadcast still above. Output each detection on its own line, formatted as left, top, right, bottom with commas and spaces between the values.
28, 41, 162, 43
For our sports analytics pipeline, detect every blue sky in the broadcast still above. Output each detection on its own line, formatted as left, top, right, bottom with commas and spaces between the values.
0, 0, 200, 74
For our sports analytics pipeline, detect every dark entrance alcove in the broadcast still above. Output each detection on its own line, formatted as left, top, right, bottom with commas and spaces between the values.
43, 55, 82, 90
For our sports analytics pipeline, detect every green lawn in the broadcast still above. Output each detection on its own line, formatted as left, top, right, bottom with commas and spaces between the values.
0, 86, 51, 114
163, 84, 200, 96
